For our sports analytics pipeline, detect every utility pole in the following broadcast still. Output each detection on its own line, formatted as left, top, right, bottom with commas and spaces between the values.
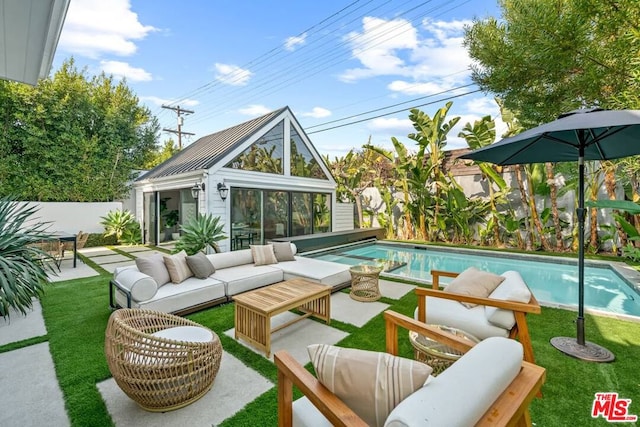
162, 105, 195, 149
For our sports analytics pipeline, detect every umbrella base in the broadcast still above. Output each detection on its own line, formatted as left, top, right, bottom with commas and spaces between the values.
550, 337, 615, 362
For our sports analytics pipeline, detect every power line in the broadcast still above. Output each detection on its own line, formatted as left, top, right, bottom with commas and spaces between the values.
188, 0, 466, 126
305, 83, 476, 129
307, 89, 482, 134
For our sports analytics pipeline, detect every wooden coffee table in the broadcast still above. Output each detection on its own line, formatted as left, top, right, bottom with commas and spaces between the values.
232, 279, 332, 357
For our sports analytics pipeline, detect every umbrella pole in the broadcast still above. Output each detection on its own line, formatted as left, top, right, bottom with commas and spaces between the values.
550, 150, 615, 362
577, 155, 586, 345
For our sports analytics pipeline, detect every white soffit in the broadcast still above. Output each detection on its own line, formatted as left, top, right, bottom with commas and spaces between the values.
0, 0, 70, 85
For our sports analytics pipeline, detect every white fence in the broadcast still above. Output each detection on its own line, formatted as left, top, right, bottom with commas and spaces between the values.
20, 201, 123, 234
334, 203, 355, 231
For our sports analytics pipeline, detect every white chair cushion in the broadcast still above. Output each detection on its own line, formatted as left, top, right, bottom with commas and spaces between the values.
152, 326, 213, 343
485, 271, 532, 329
417, 297, 508, 340
384, 337, 523, 427
114, 269, 158, 302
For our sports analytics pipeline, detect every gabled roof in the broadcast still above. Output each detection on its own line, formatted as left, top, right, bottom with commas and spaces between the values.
140, 107, 288, 180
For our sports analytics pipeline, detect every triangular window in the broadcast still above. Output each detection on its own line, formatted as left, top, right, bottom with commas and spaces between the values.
290, 124, 328, 180
225, 120, 284, 174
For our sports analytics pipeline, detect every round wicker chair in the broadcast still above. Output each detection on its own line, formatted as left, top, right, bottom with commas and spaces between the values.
105, 308, 223, 412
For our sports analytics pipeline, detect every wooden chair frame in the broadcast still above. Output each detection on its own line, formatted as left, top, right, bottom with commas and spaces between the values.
275, 310, 546, 427
417, 269, 541, 364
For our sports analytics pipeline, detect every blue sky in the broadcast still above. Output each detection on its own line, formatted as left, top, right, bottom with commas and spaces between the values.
53, 0, 504, 159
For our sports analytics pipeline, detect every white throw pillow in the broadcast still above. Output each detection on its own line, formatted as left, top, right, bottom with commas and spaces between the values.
308, 344, 432, 427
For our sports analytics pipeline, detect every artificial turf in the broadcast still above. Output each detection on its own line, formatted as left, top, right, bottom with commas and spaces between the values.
2, 268, 639, 426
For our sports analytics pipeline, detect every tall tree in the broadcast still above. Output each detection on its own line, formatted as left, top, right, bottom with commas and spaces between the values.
464, 0, 640, 127
0, 58, 159, 201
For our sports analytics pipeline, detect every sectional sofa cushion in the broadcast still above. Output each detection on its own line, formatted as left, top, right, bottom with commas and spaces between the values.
135, 253, 171, 286
308, 344, 432, 427
251, 244, 278, 266
272, 241, 296, 262
444, 267, 504, 308
274, 257, 350, 289
115, 276, 226, 313
212, 265, 283, 297
163, 250, 194, 284
186, 252, 216, 279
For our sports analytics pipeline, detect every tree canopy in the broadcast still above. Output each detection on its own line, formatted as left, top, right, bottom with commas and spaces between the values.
464, 0, 640, 127
0, 59, 160, 201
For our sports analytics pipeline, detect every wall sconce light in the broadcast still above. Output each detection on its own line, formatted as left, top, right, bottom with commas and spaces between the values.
217, 182, 228, 202
191, 182, 205, 200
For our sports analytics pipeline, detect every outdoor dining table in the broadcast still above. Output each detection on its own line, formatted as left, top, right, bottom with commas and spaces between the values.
55, 233, 77, 268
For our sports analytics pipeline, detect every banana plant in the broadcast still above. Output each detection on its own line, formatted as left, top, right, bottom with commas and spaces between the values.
458, 115, 508, 246
586, 199, 640, 260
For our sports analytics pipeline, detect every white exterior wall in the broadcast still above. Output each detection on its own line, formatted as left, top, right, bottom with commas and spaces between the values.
19, 201, 122, 234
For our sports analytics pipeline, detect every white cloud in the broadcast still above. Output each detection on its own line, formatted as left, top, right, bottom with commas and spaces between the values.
100, 60, 152, 82
214, 63, 253, 86
368, 117, 413, 133
238, 104, 272, 116
58, 0, 157, 58
140, 96, 199, 107
301, 107, 331, 118
340, 17, 418, 82
285, 33, 307, 51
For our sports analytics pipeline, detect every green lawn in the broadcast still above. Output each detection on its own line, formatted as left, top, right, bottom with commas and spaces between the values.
2, 268, 639, 426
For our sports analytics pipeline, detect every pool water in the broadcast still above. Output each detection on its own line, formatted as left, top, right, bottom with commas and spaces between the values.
313, 243, 640, 318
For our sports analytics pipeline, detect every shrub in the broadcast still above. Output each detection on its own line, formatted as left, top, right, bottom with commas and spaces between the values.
175, 214, 226, 255
0, 197, 56, 318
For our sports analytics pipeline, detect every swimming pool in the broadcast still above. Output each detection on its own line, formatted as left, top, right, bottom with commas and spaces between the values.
312, 242, 640, 318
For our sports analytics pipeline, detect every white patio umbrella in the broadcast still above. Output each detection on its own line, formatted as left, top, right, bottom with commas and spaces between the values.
460, 108, 640, 362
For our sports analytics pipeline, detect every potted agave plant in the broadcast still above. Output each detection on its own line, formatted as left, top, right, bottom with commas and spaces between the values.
0, 197, 56, 318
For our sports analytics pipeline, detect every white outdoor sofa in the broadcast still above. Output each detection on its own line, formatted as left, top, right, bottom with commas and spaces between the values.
109, 243, 351, 315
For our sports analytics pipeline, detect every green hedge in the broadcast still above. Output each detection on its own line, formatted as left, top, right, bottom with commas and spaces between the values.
85, 233, 118, 247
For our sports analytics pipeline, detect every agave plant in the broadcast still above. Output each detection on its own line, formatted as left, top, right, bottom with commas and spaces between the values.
0, 197, 56, 318
100, 209, 136, 244
175, 214, 226, 255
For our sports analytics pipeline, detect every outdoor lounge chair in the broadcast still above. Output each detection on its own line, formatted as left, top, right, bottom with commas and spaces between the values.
275, 310, 546, 426
416, 269, 541, 364
104, 308, 223, 412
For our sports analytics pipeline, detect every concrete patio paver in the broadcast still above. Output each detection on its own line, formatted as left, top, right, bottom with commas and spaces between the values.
379, 279, 416, 299
97, 350, 273, 427
330, 291, 390, 327
0, 342, 70, 427
225, 311, 349, 365
91, 254, 133, 264
78, 247, 117, 257
99, 260, 136, 273
0, 300, 47, 346
115, 246, 153, 253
